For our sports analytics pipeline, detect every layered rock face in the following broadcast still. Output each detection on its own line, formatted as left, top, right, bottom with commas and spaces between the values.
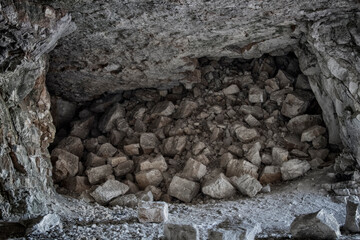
0, 1, 73, 219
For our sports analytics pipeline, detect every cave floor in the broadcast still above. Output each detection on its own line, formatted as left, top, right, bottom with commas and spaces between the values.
21, 165, 359, 239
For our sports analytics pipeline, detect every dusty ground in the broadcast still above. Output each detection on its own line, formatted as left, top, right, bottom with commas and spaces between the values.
18, 165, 359, 239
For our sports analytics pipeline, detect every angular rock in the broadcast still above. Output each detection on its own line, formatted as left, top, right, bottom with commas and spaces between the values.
168, 176, 200, 203
98, 103, 125, 133
344, 197, 360, 233
260, 166, 282, 184
63, 176, 90, 194
115, 118, 129, 132
107, 156, 127, 167
281, 93, 310, 118
134, 89, 161, 102
270, 88, 293, 106
272, 147, 289, 165
226, 159, 259, 179
223, 84, 240, 95
57, 136, 84, 158
97, 143, 117, 158
265, 78, 280, 94
182, 158, 207, 181
123, 143, 140, 156
312, 135, 328, 149
248, 87, 265, 103
162, 136, 187, 157
135, 169, 163, 189
51, 149, 79, 182
220, 152, 235, 169
84, 138, 99, 153
27, 214, 62, 235
86, 165, 113, 184
90, 93, 123, 113
240, 105, 263, 119
295, 74, 311, 90
202, 173, 236, 199
290, 209, 341, 240
109, 194, 138, 208
244, 114, 261, 127
276, 69, 293, 88
228, 145, 244, 158
138, 201, 168, 223
164, 223, 199, 240
208, 218, 261, 240
309, 158, 324, 169
86, 153, 106, 167
140, 133, 159, 154
261, 153, 273, 165
173, 100, 198, 119
140, 154, 168, 172
287, 114, 322, 134
70, 116, 95, 139
245, 142, 262, 166
301, 125, 326, 142
113, 159, 134, 177
280, 159, 311, 180
151, 101, 175, 117
192, 142, 206, 155
308, 149, 329, 160
90, 179, 129, 205
235, 125, 259, 142
230, 175, 262, 198
283, 134, 306, 150
150, 116, 172, 129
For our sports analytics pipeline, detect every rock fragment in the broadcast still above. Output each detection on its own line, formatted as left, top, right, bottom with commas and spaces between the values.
223, 84, 240, 95
208, 218, 261, 240
226, 159, 258, 179
290, 209, 341, 240
301, 125, 326, 142
260, 166, 282, 184
86, 165, 113, 184
168, 176, 200, 203
281, 93, 310, 118
230, 174, 262, 197
138, 201, 168, 223
173, 100, 198, 119
272, 147, 289, 165
98, 103, 125, 133
280, 159, 311, 180
182, 158, 207, 181
90, 179, 129, 204
163, 136, 187, 156
202, 173, 236, 199
248, 86, 265, 103
135, 169, 163, 189
235, 125, 259, 142
140, 154, 168, 172
140, 133, 159, 154
344, 197, 360, 233
164, 223, 199, 240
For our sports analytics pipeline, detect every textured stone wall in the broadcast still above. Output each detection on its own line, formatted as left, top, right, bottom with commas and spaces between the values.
0, 0, 73, 219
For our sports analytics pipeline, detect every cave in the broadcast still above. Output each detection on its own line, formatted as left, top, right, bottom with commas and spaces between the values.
0, 0, 360, 239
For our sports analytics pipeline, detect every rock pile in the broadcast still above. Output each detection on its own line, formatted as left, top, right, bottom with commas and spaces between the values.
50, 54, 332, 205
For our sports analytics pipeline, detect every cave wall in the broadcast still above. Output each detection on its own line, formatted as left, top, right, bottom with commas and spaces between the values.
0, 0, 359, 219
0, 1, 73, 219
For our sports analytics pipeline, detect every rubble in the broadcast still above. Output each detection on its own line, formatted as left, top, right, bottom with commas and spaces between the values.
208, 218, 261, 240
50, 54, 334, 204
230, 175, 262, 197
90, 179, 129, 204
164, 223, 199, 240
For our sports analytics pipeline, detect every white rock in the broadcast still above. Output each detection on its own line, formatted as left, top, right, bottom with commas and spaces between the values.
230, 174, 262, 197
202, 173, 236, 199
222, 84, 240, 95
90, 179, 129, 204
281, 159, 311, 180
138, 201, 168, 223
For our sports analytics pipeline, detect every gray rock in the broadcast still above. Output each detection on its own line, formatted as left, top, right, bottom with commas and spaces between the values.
97, 143, 118, 158
151, 101, 175, 117
281, 93, 310, 118
239, 105, 264, 119
173, 100, 198, 119
113, 159, 134, 177
344, 197, 360, 233
248, 87, 265, 103
70, 116, 95, 139
57, 136, 84, 158
244, 114, 261, 127
140, 133, 159, 154
86, 165, 113, 184
98, 103, 125, 133
226, 159, 258, 179
162, 136, 187, 157
235, 125, 260, 142
90, 93, 123, 113
223, 84, 240, 95
182, 158, 207, 181
63, 176, 90, 194
301, 125, 327, 142
280, 159, 311, 180
138, 201, 168, 223
51, 149, 79, 182
164, 223, 199, 240
192, 142, 206, 155
208, 218, 261, 240
139, 154, 168, 172
308, 149, 329, 160
90, 179, 129, 204
230, 175, 262, 198
287, 114, 322, 134
245, 142, 262, 166
86, 153, 106, 167
109, 194, 138, 207
312, 135, 328, 149
168, 176, 200, 203
123, 143, 140, 156
27, 214, 62, 235
135, 169, 163, 189
202, 173, 236, 199
290, 209, 341, 240
272, 147, 289, 166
